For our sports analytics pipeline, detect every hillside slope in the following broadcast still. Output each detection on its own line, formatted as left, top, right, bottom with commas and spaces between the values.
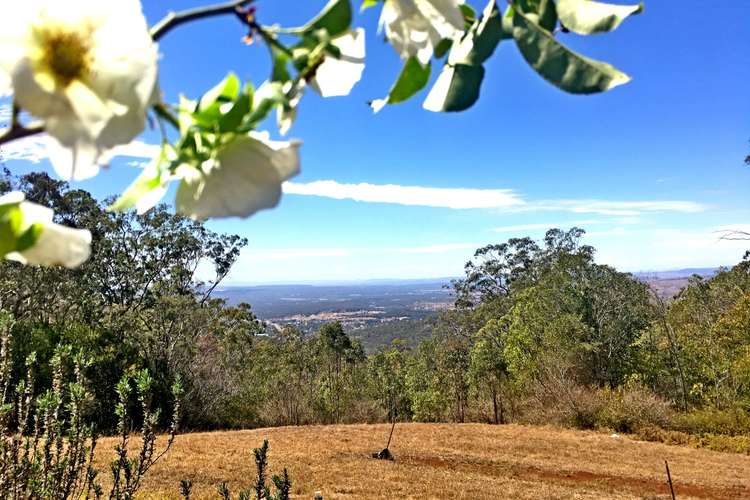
96, 423, 749, 499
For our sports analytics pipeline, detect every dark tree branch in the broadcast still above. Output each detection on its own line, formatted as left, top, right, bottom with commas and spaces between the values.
150, 0, 254, 41
717, 230, 750, 241
0, 121, 45, 146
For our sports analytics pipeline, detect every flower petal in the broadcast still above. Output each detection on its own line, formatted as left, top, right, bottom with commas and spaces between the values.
175, 134, 301, 220
312, 29, 366, 98
45, 134, 101, 181
380, 0, 463, 63
8, 223, 91, 268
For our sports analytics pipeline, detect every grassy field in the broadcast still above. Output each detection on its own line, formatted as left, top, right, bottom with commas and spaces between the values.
95, 423, 750, 499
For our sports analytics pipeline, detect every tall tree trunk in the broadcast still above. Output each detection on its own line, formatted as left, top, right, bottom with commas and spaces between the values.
492, 386, 499, 425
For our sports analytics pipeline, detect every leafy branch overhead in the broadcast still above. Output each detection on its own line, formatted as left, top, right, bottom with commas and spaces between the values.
0, 0, 642, 269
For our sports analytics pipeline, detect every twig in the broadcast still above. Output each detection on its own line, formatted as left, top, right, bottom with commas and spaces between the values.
0, 122, 45, 146
665, 460, 676, 500
385, 418, 396, 450
150, 0, 255, 41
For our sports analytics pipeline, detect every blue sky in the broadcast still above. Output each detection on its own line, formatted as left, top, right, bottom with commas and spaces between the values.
2, 1, 750, 283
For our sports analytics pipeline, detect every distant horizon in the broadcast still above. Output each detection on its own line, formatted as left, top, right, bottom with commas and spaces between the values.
217, 265, 725, 287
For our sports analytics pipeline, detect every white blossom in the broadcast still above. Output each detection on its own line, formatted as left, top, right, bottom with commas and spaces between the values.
1, 191, 91, 268
175, 132, 301, 220
379, 0, 464, 65
311, 29, 366, 98
0, 0, 159, 180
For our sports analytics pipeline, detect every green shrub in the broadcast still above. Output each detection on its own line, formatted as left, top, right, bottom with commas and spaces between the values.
671, 408, 750, 437
634, 426, 750, 455
595, 385, 672, 433
211, 440, 291, 500
0, 312, 181, 499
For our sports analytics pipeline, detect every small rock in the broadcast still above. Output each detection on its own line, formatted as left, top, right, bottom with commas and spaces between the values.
372, 448, 394, 461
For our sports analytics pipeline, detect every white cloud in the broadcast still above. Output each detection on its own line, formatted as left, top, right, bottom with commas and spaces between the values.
102, 141, 161, 161
283, 180, 706, 216
1, 136, 159, 166
126, 160, 150, 168
283, 180, 524, 209
0, 134, 53, 163
0, 137, 708, 218
590, 226, 748, 271
519, 200, 706, 216
0, 104, 10, 124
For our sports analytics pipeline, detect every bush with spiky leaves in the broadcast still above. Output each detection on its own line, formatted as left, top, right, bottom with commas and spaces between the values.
0, 311, 181, 499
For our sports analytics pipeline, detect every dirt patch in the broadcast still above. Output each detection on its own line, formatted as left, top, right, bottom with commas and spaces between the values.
402, 453, 749, 499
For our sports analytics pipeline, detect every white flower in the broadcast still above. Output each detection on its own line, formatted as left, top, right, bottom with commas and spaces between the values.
0, 191, 91, 268
379, 0, 464, 66
175, 132, 301, 220
311, 29, 366, 98
0, 0, 159, 181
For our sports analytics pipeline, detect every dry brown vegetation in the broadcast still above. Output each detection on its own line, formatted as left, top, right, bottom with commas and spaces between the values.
94, 423, 750, 499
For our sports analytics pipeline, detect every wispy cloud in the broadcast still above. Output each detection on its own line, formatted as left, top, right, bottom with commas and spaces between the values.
0, 104, 10, 124
102, 141, 161, 161
283, 180, 524, 209
518, 200, 706, 216
0, 135, 52, 163
594, 226, 748, 271
283, 180, 706, 215
1, 138, 708, 218
0, 136, 160, 165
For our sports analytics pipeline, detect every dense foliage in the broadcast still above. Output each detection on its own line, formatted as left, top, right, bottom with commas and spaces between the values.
1, 178, 748, 454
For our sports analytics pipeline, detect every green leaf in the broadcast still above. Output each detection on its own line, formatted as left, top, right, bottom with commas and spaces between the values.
193, 73, 242, 127
459, 4, 477, 28
512, 8, 630, 93
219, 84, 253, 133
0, 201, 41, 257
109, 146, 171, 213
515, 0, 558, 32
423, 64, 485, 112
501, 5, 515, 40
303, 0, 352, 38
556, 0, 643, 35
361, 0, 380, 11
434, 38, 453, 59
270, 43, 293, 83
245, 81, 288, 127
371, 57, 431, 111
385, 57, 431, 103
178, 95, 198, 135
425, 0, 501, 113
198, 73, 240, 112
0, 205, 21, 257
463, 0, 504, 65
15, 224, 43, 253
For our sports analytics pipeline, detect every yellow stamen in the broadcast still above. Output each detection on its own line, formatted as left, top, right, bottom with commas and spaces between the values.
35, 27, 92, 87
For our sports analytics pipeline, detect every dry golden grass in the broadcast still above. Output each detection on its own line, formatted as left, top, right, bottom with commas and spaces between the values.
95, 423, 750, 499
